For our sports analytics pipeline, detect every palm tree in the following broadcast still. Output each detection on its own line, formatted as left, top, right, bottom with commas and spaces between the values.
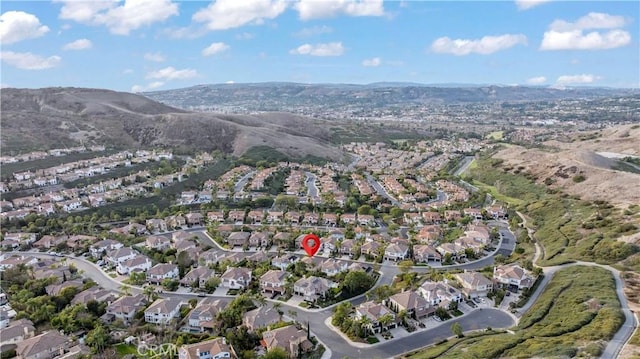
378, 313, 394, 333
287, 309, 298, 323
143, 285, 156, 302
273, 302, 283, 320
359, 316, 372, 337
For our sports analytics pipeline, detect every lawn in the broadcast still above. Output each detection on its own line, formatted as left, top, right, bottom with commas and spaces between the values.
115, 343, 138, 356
421, 266, 624, 359
471, 180, 524, 206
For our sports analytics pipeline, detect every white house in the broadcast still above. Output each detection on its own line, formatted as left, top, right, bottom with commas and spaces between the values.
144, 298, 185, 324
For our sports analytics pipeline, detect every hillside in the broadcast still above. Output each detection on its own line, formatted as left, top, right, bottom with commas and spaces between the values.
0, 87, 345, 161
492, 124, 640, 209
143, 82, 638, 111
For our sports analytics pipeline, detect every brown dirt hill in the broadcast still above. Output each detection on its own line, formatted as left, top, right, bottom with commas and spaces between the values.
0, 87, 344, 161
493, 124, 640, 209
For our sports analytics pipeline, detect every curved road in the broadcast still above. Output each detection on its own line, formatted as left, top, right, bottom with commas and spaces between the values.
517, 212, 638, 359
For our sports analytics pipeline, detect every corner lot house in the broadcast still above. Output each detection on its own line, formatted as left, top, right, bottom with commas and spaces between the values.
493, 263, 536, 290
455, 271, 494, 299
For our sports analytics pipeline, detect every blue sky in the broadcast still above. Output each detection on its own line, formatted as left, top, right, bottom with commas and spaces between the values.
1, 0, 638, 92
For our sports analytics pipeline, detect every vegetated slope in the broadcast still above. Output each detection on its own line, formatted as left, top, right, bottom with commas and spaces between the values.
0, 87, 344, 161
492, 124, 640, 209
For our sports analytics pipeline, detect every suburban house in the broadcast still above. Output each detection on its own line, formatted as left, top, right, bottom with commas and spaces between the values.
262, 325, 313, 359
413, 245, 442, 263
227, 232, 251, 247
207, 211, 225, 223
15, 330, 70, 359
272, 255, 298, 270
360, 240, 381, 258
260, 270, 289, 296
493, 264, 536, 290
181, 267, 216, 288
107, 247, 137, 266
355, 301, 398, 334
249, 232, 270, 248
339, 239, 355, 257
227, 210, 245, 223
0, 318, 35, 345
455, 271, 494, 299
146, 218, 168, 233
418, 281, 463, 306
146, 235, 172, 251
384, 242, 409, 261
72, 287, 117, 306
386, 290, 432, 319
242, 306, 281, 331
186, 298, 228, 333
147, 263, 179, 284
185, 213, 204, 226
293, 276, 338, 303
422, 211, 442, 224
220, 267, 252, 290
144, 298, 185, 325
90, 239, 123, 258
116, 254, 152, 275
178, 337, 236, 359
105, 294, 147, 324
319, 258, 349, 277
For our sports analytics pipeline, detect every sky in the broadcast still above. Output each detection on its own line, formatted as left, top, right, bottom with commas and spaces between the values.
1, 0, 638, 92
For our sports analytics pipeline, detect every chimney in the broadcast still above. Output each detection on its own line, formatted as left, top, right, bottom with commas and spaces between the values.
196, 348, 200, 356
222, 337, 226, 345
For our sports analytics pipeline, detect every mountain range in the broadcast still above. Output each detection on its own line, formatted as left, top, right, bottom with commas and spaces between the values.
143, 82, 638, 111
0, 87, 344, 161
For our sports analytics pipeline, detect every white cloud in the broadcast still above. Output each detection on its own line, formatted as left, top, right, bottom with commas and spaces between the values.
293, 25, 333, 37
540, 12, 631, 51
235, 32, 254, 40
63, 38, 92, 50
146, 66, 198, 80
527, 76, 547, 84
549, 12, 627, 32
556, 74, 601, 85
144, 52, 166, 62
193, 0, 286, 31
515, 0, 552, 10
0, 51, 61, 70
540, 29, 630, 50
226, 80, 235, 84
0, 11, 50, 44
131, 81, 164, 93
362, 57, 381, 67
57, 0, 178, 35
289, 42, 345, 56
294, 0, 384, 20
202, 42, 230, 56
123, 68, 134, 74
430, 34, 527, 55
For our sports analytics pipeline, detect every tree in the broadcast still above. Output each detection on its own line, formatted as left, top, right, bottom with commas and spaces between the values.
378, 313, 394, 332
398, 260, 414, 274
435, 306, 448, 320
262, 347, 288, 359
449, 300, 458, 311
369, 285, 395, 303
204, 277, 221, 293
120, 285, 132, 296
451, 322, 463, 338
162, 278, 179, 291
86, 324, 110, 353
142, 285, 157, 302
343, 271, 374, 296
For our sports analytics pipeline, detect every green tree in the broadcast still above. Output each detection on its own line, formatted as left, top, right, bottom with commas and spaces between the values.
86, 324, 110, 353
204, 277, 221, 293
451, 322, 463, 338
262, 347, 289, 359
342, 271, 375, 296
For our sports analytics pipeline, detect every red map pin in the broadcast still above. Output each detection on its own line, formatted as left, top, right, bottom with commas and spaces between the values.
302, 234, 321, 257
